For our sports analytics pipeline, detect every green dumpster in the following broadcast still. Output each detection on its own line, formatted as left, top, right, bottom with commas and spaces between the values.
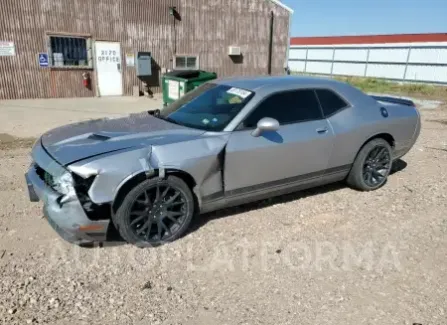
162, 70, 217, 106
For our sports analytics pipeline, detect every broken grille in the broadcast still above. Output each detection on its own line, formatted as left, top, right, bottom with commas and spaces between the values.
34, 164, 55, 188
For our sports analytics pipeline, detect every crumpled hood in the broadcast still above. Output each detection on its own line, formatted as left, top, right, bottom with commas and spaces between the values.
41, 112, 205, 166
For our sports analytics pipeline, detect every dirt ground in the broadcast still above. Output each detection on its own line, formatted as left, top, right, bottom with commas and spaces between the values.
0, 99, 447, 325
0, 95, 162, 138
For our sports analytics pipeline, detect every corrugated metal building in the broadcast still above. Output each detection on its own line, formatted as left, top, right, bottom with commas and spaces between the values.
288, 33, 447, 84
0, 0, 293, 100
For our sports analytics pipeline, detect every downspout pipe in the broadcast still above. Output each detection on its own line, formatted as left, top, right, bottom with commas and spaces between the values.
285, 12, 292, 74
268, 11, 274, 75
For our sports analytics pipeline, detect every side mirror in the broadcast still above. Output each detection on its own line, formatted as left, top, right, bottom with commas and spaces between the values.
251, 117, 280, 137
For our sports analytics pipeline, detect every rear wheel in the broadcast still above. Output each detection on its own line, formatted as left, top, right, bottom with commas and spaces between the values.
347, 138, 392, 191
112, 176, 194, 247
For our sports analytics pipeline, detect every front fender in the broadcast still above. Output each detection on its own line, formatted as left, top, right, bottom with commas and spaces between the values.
69, 147, 152, 204
70, 133, 230, 205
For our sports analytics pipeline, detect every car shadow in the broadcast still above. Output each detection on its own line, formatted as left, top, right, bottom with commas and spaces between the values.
185, 181, 346, 236
99, 182, 347, 248
390, 158, 407, 174
186, 158, 408, 237
97, 159, 407, 248
262, 131, 283, 143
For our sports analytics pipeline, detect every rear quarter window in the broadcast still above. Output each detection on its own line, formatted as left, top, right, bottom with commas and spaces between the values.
316, 89, 349, 117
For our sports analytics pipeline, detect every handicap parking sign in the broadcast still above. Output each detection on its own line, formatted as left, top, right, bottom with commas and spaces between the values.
38, 53, 49, 67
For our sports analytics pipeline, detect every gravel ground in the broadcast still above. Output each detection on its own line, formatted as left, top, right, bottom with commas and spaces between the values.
0, 95, 162, 138
1, 102, 447, 325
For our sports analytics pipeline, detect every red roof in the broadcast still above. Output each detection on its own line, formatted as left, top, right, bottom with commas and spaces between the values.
290, 33, 447, 45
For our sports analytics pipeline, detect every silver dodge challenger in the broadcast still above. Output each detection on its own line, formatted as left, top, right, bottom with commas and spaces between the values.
25, 76, 421, 246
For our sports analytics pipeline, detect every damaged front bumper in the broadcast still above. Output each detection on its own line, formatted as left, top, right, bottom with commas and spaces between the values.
25, 140, 109, 245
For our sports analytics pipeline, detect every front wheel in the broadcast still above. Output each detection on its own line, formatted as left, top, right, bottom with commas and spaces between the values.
347, 138, 393, 191
112, 176, 195, 247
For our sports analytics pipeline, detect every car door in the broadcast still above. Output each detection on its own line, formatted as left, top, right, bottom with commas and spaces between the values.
314, 88, 357, 175
224, 89, 335, 197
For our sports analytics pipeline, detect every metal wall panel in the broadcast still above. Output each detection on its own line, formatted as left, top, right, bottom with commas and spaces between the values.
306, 61, 332, 74
289, 60, 306, 71
366, 64, 406, 79
0, 0, 290, 99
405, 65, 447, 83
289, 48, 307, 60
368, 48, 409, 63
409, 48, 447, 64
307, 49, 333, 61
332, 62, 365, 76
334, 48, 368, 61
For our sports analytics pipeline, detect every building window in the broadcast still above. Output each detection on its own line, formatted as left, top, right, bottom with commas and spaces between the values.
48, 35, 92, 68
174, 55, 199, 70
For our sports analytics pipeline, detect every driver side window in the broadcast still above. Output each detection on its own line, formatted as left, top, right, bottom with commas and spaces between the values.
241, 89, 323, 129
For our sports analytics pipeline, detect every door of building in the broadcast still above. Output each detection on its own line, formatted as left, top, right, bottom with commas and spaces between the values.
95, 41, 123, 96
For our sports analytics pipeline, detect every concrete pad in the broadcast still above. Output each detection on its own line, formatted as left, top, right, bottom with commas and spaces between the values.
0, 95, 163, 138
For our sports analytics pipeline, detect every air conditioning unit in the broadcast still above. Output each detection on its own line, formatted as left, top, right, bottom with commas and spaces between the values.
228, 46, 241, 56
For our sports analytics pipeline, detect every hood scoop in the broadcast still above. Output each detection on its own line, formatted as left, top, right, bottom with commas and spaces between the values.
87, 133, 111, 141
148, 109, 161, 117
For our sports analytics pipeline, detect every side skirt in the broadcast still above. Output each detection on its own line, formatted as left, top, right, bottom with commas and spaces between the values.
200, 165, 351, 214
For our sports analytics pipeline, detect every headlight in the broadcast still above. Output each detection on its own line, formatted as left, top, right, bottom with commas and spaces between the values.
53, 172, 75, 195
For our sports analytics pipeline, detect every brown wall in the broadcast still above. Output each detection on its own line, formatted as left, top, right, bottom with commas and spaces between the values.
0, 0, 290, 100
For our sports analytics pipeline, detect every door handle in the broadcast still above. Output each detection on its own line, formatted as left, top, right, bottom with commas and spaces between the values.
316, 128, 328, 134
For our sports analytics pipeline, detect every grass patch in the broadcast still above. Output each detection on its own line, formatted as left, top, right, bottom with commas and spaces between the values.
293, 72, 447, 100
335, 76, 445, 98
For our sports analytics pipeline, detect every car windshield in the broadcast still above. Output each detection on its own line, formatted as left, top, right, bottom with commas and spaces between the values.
160, 83, 255, 131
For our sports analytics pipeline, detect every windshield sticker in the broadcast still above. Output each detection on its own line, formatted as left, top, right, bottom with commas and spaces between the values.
227, 87, 252, 99
202, 118, 210, 125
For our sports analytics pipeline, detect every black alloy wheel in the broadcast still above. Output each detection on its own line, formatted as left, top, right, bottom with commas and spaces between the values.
346, 138, 393, 191
129, 183, 186, 242
113, 176, 194, 247
362, 145, 391, 187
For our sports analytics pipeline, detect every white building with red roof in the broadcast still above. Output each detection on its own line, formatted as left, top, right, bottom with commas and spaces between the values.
288, 33, 447, 84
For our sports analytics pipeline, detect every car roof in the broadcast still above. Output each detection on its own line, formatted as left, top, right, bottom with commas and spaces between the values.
213, 75, 346, 92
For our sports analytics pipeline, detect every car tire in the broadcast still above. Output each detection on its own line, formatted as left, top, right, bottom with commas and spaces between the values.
112, 176, 195, 247
347, 138, 393, 191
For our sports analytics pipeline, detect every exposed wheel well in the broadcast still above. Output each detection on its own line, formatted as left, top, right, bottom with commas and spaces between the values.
111, 169, 197, 215
366, 133, 395, 148
349, 133, 395, 170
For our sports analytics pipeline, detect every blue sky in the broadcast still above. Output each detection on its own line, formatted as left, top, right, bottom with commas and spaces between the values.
280, 0, 447, 37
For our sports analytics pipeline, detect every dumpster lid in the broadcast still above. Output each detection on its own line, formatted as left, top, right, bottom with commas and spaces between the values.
165, 70, 201, 79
